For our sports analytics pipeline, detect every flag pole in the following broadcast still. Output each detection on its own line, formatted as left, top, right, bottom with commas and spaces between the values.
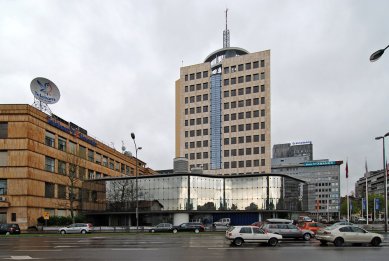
346, 160, 349, 222
365, 159, 369, 225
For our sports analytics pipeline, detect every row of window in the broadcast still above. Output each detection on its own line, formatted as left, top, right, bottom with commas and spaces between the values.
184, 146, 265, 159
45, 130, 138, 174
184, 85, 265, 104
184, 82, 209, 92
44, 182, 97, 201
184, 71, 209, 81
223, 73, 265, 86
0, 122, 7, 139
44, 156, 136, 178
224, 60, 265, 74
223, 159, 266, 169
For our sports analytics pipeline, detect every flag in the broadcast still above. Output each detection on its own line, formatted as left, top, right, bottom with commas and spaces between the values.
345, 161, 349, 178
386, 161, 389, 177
365, 160, 369, 175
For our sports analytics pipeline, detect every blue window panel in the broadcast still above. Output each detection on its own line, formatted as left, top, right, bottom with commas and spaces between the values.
210, 73, 222, 169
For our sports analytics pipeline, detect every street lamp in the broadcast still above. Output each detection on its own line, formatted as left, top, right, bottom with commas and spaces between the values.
375, 131, 389, 232
370, 44, 389, 62
131, 132, 142, 232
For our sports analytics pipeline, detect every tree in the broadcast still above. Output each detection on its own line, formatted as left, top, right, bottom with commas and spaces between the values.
66, 153, 83, 224
106, 179, 136, 211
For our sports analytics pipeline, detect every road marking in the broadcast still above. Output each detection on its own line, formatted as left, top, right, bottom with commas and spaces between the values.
54, 246, 77, 248
111, 248, 159, 251
14, 250, 62, 252
208, 247, 255, 250
4, 257, 38, 260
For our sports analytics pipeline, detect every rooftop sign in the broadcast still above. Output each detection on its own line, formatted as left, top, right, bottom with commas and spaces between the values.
304, 161, 336, 167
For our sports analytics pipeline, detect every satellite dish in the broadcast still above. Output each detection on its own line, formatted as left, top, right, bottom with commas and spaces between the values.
30, 77, 60, 104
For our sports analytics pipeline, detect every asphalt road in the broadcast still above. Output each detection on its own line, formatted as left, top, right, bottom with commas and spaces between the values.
0, 233, 389, 260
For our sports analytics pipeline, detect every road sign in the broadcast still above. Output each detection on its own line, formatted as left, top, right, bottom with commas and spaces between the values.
43, 212, 50, 220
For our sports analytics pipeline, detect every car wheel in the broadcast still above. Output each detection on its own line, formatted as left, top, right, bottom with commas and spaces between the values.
371, 237, 381, 247
194, 228, 200, 233
334, 237, 344, 247
151, 229, 155, 233
81, 230, 87, 234
60, 230, 66, 235
233, 238, 244, 247
268, 238, 278, 247
320, 240, 328, 246
5, 232, 10, 235
303, 233, 311, 241
172, 229, 178, 234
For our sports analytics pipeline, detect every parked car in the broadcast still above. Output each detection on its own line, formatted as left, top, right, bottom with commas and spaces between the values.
261, 223, 314, 241
298, 216, 313, 222
213, 218, 231, 227
225, 225, 282, 247
172, 222, 205, 233
315, 225, 384, 246
149, 223, 173, 233
0, 224, 21, 235
251, 221, 263, 227
298, 222, 326, 234
59, 223, 93, 234
264, 218, 293, 224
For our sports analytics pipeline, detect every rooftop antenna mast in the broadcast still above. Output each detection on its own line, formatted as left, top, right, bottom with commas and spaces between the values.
223, 8, 230, 48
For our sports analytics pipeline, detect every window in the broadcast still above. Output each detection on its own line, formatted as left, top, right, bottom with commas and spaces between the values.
224, 103, 229, 110
224, 79, 229, 86
196, 107, 201, 113
224, 67, 229, 74
254, 147, 259, 154
196, 95, 201, 102
45, 131, 55, 147
238, 100, 244, 108
58, 160, 66, 175
196, 129, 201, 136
224, 114, 229, 121
238, 148, 244, 155
238, 64, 244, 71
239, 161, 244, 168
0, 179, 7, 195
95, 153, 101, 164
238, 124, 244, 131
246, 63, 251, 70
88, 150, 94, 162
203, 117, 208, 124
246, 111, 251, 118
69, 163, 77, 178
58, 136, 67, 151
238, 76, 244, 83
79, 145, 86, 159
224, 126, 229, 133
185, 75, 188, 81
185, 97, 188, 104
196, 152, 202, 159
261, 159, 266, 166
190, 142, 195, 149
231, 78, 236, 85
185, 86, 188, 92
253, 135, 259, 142
196, 72, 201, 79
261, 85, 265, 92
253, 110, 260, 117
69, 141, 76, 154
231, 101, 236, 108
254, 160, 260, 167
261, 97, 265, 104
253, 74, 259, 81
190, 130, 195, 137
203, 82, 208, 89
261, 122, 265, 129
203, 94, 208, 101
190, 108, 195, 114
109, 159, 114, 170
238, 88, 244, 95
224, 150, 229, 157
0, 122, 8, 138
224, 91, 229, 97
231, 137, 236, 144
203, 106, 208, 112
246, 160, 252, 168
45, 182, 55, 198
224, 138, 229, 145
246, 87, 251, 94
231, 113, 236, 120
261, 110, 265, 116
45, 156, 55, 172
190, 96, 195, 103
203, 140, 208, 147
261, 146, 265, 154
190, 73, 195, 80
190, 119, 195, 126
254, 122, 260, 130
238, 136, 244, 144
196, 118, 201, 125
253, 61, 259, 68
58, 184, 66, 199
196, 84, 201, 91
231, 149, 237, 156
224, 162, 230, 169
261, 72, 265, 80
246, 123, 251, 130
261, 134, 265, 141
102, 156, 108, 167
261, 60, 265, 67
253, 86, 259, 93
11, 213, 16, 222
246, 147, 252, 155
231, 161, 237, 168
203, 152, 209, 159
231, 125, 236, 132
196, 141, 202, 147
231, 65, 236, 72
203, 71, 208, 78
203, 129, 209, 135
253, 98, 259, 105
0, 151, 7, 166
246, 75, 251, 82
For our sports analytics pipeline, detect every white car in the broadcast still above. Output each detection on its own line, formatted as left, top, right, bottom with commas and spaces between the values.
213, 218, 231, 227
315, 225, 384, 246
59, 223, 93, 234
225, 225, 282, 247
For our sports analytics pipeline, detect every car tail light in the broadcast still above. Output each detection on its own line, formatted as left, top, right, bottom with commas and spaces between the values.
228, 232, 232, 237
324, 231, 331, 235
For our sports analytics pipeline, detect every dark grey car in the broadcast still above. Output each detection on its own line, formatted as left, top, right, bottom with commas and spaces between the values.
261, 223, 314, 240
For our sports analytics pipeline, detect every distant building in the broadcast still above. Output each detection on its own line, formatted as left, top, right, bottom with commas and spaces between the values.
355, 169, 387, 198
271, 143, 342, 220
273, 142, 313, 161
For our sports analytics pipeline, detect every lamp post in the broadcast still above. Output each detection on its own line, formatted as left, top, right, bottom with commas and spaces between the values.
370, 44, 389, 62
375, 132, 389, 232
131, 132, 142, 232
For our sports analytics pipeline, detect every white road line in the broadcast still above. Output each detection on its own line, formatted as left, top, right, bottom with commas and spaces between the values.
208, 247, 255, 250
53, 246, 78, 248
14, 250, 62, 252
111, 248, 159, 251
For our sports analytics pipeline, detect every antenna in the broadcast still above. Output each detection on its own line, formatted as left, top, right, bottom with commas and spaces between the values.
121, 141, 126, 153
223, 8, 230, 48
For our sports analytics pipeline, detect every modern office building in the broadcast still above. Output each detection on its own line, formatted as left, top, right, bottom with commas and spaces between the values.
355, 169, 388, 198
271, 143, 342, 220
0, 104, 155, 229
273, 141, 313, 161
83, 172, 309, 226
175, 24, 271, 175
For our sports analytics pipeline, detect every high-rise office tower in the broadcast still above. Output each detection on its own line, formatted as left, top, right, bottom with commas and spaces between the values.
175, 11, 271, 175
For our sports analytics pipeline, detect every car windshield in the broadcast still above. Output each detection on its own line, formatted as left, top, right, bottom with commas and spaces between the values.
227, 226, 235, 232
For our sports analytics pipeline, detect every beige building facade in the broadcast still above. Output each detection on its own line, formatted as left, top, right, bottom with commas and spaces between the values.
176, 47, 271, 175
0, 104, 154, 229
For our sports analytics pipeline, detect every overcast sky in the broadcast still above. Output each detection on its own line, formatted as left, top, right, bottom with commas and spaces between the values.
1, 0, 388, 195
